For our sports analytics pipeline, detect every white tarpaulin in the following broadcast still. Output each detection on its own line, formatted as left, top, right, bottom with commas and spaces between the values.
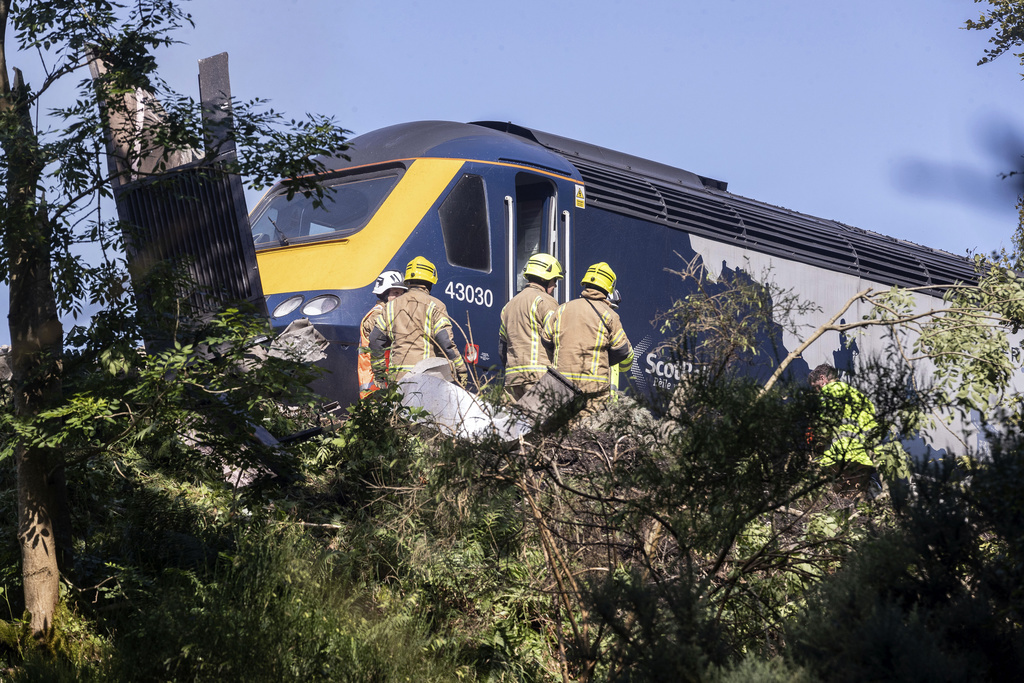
396, 360, 580, 442
397, 372, 532, 442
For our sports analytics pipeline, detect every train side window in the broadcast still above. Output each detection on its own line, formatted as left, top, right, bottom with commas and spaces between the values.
439, 174, 491, 272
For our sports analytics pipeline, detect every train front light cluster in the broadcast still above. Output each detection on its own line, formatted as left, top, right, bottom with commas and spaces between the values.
272, 295, 304, 318
301, 295, 340, 316
270, 294, 341, 319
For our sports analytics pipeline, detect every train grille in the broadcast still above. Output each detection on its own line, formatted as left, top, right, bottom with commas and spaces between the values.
573, 160, 976, 291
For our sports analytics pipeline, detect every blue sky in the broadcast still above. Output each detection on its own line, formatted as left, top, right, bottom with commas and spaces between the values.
4, 0, 1024, 343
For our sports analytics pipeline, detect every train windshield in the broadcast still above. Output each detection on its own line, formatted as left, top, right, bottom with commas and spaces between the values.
251, 172, 401, 246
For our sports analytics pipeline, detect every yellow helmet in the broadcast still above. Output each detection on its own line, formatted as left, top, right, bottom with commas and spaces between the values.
404, 256, 438, 285
581, 262, 616, 295
523, 253, 564, 281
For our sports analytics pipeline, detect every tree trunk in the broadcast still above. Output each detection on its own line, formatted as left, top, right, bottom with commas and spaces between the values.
10, 233, 67, 635
2, 62, 68, 637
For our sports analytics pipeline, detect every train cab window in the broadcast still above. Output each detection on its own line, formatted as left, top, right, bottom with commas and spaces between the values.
251, 172, 401, 246
439, 174, 491, 272
251, 206, 281, 245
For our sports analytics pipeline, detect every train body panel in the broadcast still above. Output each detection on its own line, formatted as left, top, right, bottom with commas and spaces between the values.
248, 120, 987, 452
685, 233, 978, 456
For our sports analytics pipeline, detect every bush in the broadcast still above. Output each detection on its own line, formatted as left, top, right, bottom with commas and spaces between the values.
790, 448, 1024, 681
112, 523, 461, 682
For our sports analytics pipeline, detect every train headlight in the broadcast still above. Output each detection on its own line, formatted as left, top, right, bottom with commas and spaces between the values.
301, 295, 340, 316
272, 295, 304, 318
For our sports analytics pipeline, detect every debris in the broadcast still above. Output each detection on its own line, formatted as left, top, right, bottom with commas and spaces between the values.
244, 318, 329, 369
397, 366, 582, 442
0, 345, 10, 382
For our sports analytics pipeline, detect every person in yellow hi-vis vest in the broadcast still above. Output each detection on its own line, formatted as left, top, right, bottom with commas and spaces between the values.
499, 253, 563, 400
357, 270, 407, 399
545, 262, 633, 399
368, 256, 468, 385
808, 363, 879, 497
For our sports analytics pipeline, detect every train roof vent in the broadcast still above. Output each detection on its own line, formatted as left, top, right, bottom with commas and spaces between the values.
911, 247, 977, 285
536, 124, 975, 292
656, 183, 744, 240
574, 159, 667, 222
848, 229, 978, 287
842, 231, 926, 287
728, 200, 860, 272
699, 176, 729, 192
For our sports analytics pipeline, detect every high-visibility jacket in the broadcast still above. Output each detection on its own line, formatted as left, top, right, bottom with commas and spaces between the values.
499, 282, 558, 390
816, 380, 877, 468
369, 285, 467, 382
358, 302, 384, 399
545, 288, 633, 395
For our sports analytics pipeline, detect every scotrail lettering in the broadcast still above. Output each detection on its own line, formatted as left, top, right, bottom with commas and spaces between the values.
644, 353, 694, 388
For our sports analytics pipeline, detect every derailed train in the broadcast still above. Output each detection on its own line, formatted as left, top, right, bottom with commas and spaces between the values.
248, 120, 978, 450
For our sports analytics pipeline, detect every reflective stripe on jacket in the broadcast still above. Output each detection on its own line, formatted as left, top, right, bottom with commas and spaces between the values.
817, 380, 877, 468
371, 285, 467, 380
499, 282, 558, 389
358, 302, 384, 398
545, 288, 633, 395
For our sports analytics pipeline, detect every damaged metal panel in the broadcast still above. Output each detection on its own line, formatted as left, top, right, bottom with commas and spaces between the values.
115, 162, 262, 314
92, 51, 264, 318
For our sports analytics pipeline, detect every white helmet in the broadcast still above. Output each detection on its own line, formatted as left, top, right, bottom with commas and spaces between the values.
372, 270, 407, 296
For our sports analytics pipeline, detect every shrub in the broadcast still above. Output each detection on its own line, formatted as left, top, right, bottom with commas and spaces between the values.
112, 523, 461, 682
790, 448, 1024, 681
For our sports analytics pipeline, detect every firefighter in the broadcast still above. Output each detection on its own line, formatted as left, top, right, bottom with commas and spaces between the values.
499, 253, 563, 400
368, 256, 468, 385
357, 270, 407, 398
808, 363, 879, 497
545, 262, 633, 398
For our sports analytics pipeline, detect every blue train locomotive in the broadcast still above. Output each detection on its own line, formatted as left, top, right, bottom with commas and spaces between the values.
248, 120, 976, 412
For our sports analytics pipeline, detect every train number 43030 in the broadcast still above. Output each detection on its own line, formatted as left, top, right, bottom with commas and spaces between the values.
445, 281, 494, 308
